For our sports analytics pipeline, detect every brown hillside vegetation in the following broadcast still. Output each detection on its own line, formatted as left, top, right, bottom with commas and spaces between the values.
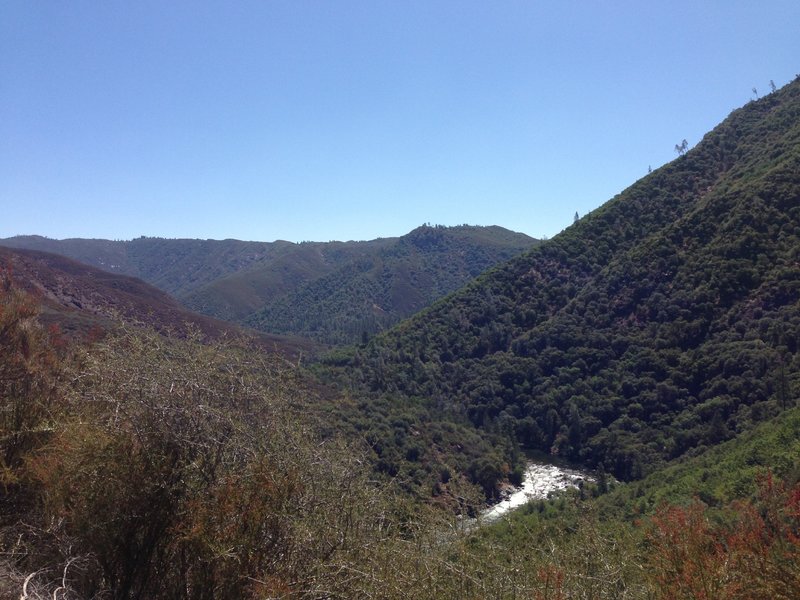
1, 251, 799, 598
0, 246, 317, 359
2, 278, 798, 598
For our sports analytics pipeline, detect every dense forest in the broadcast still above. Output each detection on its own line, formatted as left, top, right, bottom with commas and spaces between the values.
323, 77, 800, 487
1, 225, 535, 347
245, 225, 537, 344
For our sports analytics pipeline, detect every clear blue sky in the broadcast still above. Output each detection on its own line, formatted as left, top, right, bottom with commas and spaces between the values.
2, 1, 798, 242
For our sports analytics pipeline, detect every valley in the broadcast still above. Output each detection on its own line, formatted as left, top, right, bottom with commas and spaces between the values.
1, 78, 799, 598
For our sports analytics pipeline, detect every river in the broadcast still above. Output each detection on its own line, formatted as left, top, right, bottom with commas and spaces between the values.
479, 460, 595, 523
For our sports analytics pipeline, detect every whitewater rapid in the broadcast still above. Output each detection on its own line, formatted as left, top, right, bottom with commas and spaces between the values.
479, 461, 594, 523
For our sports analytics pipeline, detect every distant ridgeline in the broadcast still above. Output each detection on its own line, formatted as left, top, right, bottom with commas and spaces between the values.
324, 78, 800, 485
0, 225, 536, 346
244, 225, 537, 345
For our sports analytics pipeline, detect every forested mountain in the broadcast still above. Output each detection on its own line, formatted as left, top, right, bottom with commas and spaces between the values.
327, 78, 800, 483
244, 225, 538, 345
0, 235, 289, 297
179, 238, 394, 322
1, 226, 536, 345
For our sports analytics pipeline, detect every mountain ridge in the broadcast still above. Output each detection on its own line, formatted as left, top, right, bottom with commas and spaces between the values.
243, 224, 539, 344
2, 225, 537, 345
323, 78, 800, 485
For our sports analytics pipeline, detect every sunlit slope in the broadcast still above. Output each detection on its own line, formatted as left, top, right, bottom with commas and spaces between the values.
245, 225, 537, 345
337, 79, 800, 481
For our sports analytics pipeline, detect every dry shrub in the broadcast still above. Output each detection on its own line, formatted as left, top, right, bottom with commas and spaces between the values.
646, 473, 800, 599
19, 324, 404, 598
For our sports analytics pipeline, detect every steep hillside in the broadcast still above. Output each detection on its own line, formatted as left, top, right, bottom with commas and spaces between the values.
181, 238, 395, 322
0, 246, 317, 358
244, 225, 538, 345
327, 79, 800, 483
595, 405, 800, 518
0, 236, 295, 297
2, 227, 536, 345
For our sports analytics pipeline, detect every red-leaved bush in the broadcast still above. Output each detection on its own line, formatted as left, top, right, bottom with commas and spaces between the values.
647, 472, 800, 599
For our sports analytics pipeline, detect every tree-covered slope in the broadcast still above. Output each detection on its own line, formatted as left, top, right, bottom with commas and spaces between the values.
1, 227, 535, 346
180, 238, 395, 322
595, 405, 800, 518
0, 235, 399, 303
245, 225, 537, 345
0, 235, 292, 297
330, 78, 800, 482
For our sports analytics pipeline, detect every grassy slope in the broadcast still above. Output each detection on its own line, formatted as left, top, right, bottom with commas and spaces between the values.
595, 406, 800, 517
